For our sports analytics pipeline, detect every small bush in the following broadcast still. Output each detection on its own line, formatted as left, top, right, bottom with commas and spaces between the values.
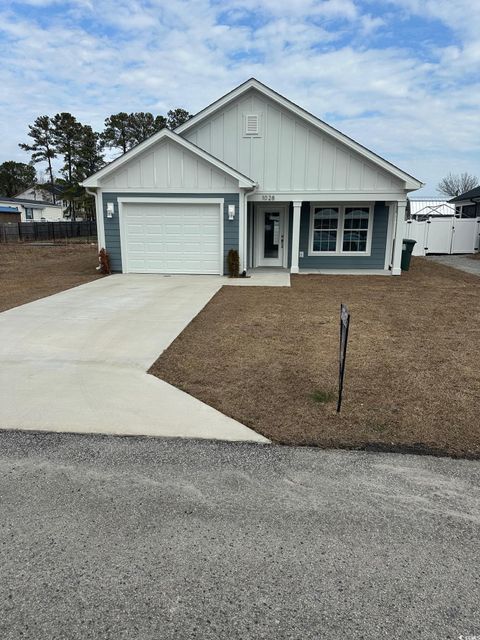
227, 249, 240, 278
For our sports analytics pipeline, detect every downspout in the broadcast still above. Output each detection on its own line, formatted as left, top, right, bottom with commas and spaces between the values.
242, 183, 257, 272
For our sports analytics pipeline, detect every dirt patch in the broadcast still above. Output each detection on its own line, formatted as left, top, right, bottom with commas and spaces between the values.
0, 243, 102, 312
150, 258, 480, 458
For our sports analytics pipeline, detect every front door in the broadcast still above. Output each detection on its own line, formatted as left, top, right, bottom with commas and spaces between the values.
256, 207, 286, 267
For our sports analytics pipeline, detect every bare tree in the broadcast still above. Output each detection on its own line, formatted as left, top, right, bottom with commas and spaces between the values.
437, 172, 479, 198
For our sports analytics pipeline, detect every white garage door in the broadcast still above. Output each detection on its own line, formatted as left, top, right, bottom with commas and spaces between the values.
121, 202, 222, 274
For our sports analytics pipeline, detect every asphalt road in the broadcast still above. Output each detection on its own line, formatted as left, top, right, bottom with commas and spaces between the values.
1, 431, 479, 640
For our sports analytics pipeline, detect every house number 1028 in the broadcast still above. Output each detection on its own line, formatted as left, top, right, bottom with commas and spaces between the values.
262, 195, 275, 201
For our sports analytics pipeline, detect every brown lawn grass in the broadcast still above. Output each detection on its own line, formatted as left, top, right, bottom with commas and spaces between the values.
0, 243, 102, 312
151, 258, 480, 458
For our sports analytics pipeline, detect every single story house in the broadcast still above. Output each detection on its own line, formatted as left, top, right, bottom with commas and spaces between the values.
0, 206, 21, 223
83, 78, 423, 276
449, 186, 480, 219
0, 197, 64, 222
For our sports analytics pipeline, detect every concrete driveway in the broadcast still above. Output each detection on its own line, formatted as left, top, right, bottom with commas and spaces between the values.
427, 254, 480, 276
0, 275, 267, 442
1, 431, 479, 640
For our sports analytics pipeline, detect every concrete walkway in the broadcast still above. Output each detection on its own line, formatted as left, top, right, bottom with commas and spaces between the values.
0, 275, 268, 442
225, 268, 291, 287
427, 253, 480, 276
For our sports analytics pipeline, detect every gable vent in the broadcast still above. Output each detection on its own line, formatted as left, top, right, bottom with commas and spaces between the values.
245, 114, 259, 135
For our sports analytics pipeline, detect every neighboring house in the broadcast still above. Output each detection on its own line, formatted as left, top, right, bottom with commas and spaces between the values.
16, 184, 64, 204
83, 78, 423, 276
0, 197, 64, 222
407, 199, 456, 221
449, 186, 480, 218
16, 185, 88, 220
0, 205, 21, 223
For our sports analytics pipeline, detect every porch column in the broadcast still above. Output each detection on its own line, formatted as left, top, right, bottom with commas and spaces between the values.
239, 190, 246, 273
290, 201, 302, 274
391, 200, 407, 276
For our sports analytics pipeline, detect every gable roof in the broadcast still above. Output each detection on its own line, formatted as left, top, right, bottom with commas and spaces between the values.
175, 78, 423, 191
82, 128, 256, 188
449, 186, 480, 203
16, 184, 66, 198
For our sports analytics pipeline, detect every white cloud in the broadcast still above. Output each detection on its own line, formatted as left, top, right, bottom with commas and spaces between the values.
360, 14, 385, 35
1, 0, 479, 194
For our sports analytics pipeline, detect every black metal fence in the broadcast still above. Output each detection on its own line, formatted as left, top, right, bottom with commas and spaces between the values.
0, 221, 97, 243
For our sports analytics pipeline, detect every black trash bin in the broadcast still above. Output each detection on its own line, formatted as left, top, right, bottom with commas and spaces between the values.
401, 239, 416, 271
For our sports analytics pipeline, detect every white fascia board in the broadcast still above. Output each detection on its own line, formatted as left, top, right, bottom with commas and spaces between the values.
247, 191, 408, 202
82, 129, 256, 189
175, 78, 423, 191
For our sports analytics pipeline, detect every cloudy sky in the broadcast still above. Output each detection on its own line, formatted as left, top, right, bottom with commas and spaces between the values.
1, 0, 479, 195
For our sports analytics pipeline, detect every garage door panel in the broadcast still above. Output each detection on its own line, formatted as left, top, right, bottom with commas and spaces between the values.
127, 229, 146, 236
163, 225, 183, 234
122, 202, 222, 274
128, 243, 146, 252
144, 227, 169, 235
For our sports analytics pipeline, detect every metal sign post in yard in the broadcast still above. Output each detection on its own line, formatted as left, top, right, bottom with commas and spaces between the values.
337, 304, 350, 413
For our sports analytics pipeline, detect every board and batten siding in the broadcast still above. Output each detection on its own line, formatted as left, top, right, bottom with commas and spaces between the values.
99, 139, 240, 192
285, 201, 389, 269
102, 193, 239, 274
183, 88, 404, 194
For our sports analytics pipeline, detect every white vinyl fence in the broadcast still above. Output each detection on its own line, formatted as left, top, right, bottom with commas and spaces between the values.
405, 217, 480, 256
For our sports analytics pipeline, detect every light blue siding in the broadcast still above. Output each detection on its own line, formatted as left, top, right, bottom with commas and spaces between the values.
101, 192, 239, 274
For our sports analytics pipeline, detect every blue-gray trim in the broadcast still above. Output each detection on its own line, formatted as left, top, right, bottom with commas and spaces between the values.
101, 193, 239, 274
286, 201, 389, 270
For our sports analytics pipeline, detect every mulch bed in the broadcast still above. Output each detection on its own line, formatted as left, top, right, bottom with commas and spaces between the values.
150, 258, 480, 458
0, 243, 102, 312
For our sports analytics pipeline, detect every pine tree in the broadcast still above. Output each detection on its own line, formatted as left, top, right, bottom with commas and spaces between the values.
101, 112, 132, 154
74, 126, 105, 181
51, 113, 84, 219
166, 108, 192, 129
128, 112, 167, 146
19, 116, 57, 202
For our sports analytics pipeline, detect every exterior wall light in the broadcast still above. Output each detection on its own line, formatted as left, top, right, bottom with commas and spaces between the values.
106, 202, 115, 218
228, 205, 235, 221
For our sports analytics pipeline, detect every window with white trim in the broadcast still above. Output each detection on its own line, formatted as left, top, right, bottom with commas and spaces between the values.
309, 204, 373, 255
25, 207, 34, 220
342, 207, 370, 252
312, 207, 339, 252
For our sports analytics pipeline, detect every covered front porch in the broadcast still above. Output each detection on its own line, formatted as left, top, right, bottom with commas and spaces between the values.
244, 198, 407, 276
